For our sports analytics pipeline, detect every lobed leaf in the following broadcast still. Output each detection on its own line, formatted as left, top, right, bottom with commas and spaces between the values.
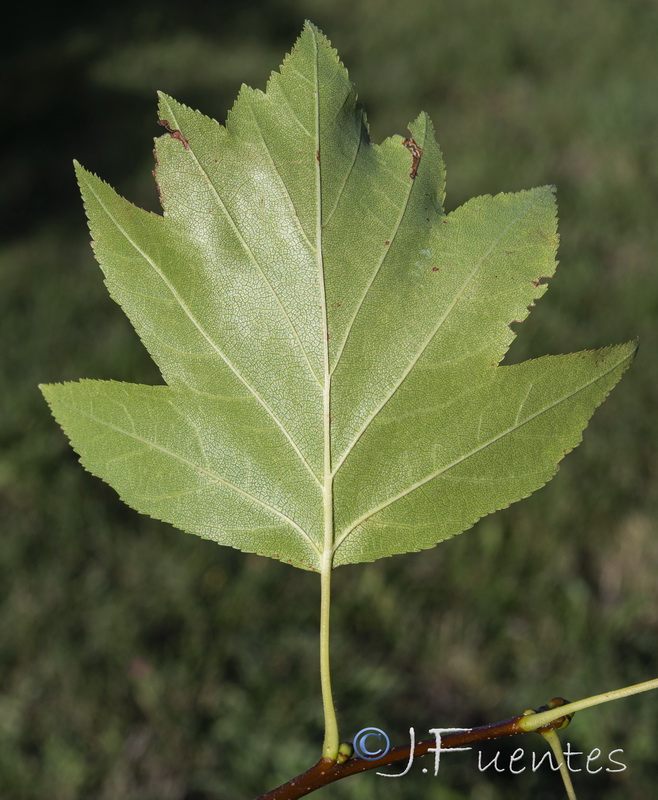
41, 22, 635, 571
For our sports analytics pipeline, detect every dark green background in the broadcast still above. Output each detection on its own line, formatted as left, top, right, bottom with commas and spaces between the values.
2, 1, 657, 798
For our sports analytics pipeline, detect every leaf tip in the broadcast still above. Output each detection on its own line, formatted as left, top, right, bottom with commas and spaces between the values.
73, 160, 94, 186
156, 90, 174, 114
73, 162, 94, 202
619, 337, 640, 371
298, 20, 336, 57
303, 19, 321, 35
39, 381, 67, 407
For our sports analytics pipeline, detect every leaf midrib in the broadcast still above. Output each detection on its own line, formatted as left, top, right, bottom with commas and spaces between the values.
313, 33, 334, 571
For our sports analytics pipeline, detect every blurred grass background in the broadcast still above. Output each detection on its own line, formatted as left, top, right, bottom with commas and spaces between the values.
2, 0, 657, 798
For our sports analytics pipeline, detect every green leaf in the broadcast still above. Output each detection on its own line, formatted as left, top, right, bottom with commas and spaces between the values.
41, 22, 635, 571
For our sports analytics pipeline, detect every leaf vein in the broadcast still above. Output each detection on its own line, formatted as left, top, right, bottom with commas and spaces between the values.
334, 351, 631, 552
328, 135, 421, 376
321, 126, 363, 229
333, 191, 543, 471
81, 173, 322, 488
65, 399, 322, 559
162, 101, 322, 388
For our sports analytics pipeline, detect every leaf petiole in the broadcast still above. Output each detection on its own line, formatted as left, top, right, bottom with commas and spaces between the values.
320, 549, 339, 761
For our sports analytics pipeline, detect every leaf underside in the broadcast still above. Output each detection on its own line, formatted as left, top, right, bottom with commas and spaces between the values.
41, 23, 635, 572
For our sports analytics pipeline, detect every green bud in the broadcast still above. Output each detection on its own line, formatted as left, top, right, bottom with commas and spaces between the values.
337, 742, 353, 764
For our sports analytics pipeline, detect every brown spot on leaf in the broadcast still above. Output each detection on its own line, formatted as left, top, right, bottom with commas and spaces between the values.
158, 119, 190, 150
402, 137, 422, 179
432, 267, 439, 272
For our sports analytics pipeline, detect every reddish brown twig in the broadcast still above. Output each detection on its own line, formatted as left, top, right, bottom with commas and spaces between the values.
255, 670, 658, 797
256, 714, 526, 800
